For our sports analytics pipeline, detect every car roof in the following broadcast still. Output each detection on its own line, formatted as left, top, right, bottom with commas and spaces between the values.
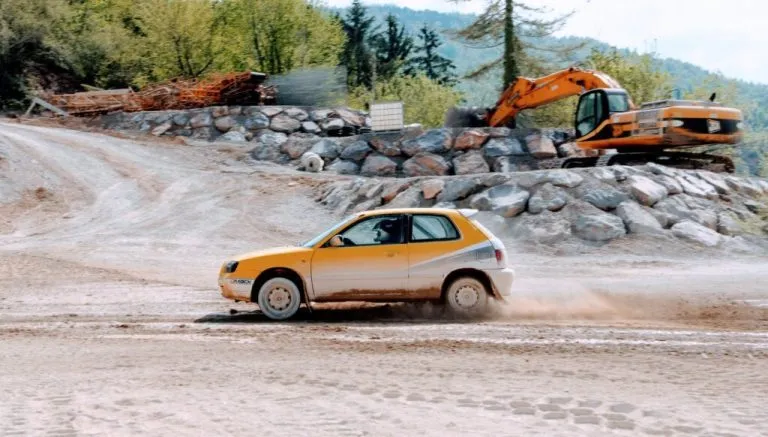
355, 208, 476, 219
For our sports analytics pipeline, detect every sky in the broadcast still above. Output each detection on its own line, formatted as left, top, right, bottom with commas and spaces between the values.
325, 0, 767, 85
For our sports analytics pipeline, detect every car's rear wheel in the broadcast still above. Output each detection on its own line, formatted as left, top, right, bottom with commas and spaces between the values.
444, 276, 489, 316
257, 277, 302, 320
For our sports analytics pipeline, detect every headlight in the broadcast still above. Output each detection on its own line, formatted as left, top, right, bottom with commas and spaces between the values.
669, 119, 684, 127
225, 261, 239, 273
736, 122, 744, 130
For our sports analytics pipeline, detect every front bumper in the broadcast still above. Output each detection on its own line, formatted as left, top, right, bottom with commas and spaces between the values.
218, 276, 254, 302
487, 268, 515, 300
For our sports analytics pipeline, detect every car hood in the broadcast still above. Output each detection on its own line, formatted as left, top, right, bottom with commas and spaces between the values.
232, 246, 312, 262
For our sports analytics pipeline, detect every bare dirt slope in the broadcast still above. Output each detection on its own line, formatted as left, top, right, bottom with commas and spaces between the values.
1, 120, 767, 437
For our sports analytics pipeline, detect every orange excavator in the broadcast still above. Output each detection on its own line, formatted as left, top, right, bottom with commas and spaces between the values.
445, 67, 744, 172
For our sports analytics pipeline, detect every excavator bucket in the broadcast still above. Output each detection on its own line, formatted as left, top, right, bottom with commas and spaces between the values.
444, 106, 490, 128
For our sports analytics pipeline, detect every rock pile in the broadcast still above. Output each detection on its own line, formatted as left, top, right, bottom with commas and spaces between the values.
316, 163, 768, 250
246, 126, 579, 177
100, 106, 372, 141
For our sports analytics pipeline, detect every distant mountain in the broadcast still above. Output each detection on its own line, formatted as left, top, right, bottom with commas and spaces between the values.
330, 5, 768, 124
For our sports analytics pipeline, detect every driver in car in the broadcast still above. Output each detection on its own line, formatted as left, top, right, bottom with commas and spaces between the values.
373, 218, 402, 244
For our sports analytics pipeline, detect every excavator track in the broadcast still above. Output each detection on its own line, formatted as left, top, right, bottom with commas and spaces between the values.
539, 151, 735, 173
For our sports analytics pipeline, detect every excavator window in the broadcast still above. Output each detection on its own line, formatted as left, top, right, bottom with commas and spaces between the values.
575, 92, 598, 137
607, 92, 630, 113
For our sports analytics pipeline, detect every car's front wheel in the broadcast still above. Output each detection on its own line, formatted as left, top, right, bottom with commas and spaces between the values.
257, 277, 302, 320
444, 276, 489, 316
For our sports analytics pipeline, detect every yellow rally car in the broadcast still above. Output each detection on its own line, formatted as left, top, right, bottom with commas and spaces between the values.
218, 208, 515, 320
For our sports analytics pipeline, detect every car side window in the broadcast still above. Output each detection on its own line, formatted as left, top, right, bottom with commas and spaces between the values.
410, 215, 459, 242
337, 215, 405, 246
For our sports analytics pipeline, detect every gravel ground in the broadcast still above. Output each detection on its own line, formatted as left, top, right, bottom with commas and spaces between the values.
1, 120, 766, 437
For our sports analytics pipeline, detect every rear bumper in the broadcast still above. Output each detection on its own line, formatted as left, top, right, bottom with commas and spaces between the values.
487, 268, 515, 300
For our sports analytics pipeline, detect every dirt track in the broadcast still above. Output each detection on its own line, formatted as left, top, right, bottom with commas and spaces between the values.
1, 120, 767, 436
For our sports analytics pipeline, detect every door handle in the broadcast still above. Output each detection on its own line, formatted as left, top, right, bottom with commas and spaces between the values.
385, 251, 399, 257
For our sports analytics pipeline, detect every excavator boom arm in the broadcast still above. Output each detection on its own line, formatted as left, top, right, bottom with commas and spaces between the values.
488, 67, 631, 127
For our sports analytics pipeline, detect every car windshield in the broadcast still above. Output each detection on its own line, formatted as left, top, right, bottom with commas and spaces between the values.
299, 215, 354, 248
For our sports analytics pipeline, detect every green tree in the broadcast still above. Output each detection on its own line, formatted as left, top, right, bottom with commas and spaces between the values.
452, 1, 576, 89
338, 0, 376, 88
408, 24, 457, 86
348, 75, 463, 128
586, 48, 672, 105
0, 0, 75, 109
370, 14, 413, 80
133, 0, 228, 83
224, 0, 344, 75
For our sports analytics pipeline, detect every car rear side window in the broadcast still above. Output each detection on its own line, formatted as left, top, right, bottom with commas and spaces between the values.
410, 215, 459, 242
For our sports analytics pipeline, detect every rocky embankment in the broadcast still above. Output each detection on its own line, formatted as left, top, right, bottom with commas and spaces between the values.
99, 105, 583, 177
100, 105, 372, 142
317, 163, 768, 252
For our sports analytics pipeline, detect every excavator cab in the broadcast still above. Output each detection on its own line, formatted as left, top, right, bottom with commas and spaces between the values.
574, 89, 631, 138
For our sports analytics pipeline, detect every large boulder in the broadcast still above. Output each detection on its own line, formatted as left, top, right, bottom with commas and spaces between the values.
360, 154, 398, 177
340, 141, 372, 162
255, 130, 288, 148
369, 137, 401, 157
628, 175, 668, 206
454, 130, 489, 150
525, 133, 557, 159
580, 183, 630, 211
655, 174, 683, 195
172, 113, 190, 126
301, 121, 321, 134
515, 169, 584, 189
696, 171, 730, 194
270, 114, 302, 133
190, 112, 213, 129
401, 129, 453, 156
509, 211, 572, 244
717, 211, 743, 236
572, 212, 627, 242
677, 173, 718, 199
453, 150, 490, 175
671, 221, 722, 247
527, 183, 568, 214
283, 107, 309, 121
403, 153, 451, 177
421, 179, 445, 200
483, 138, 526, 158
336, 108, 366, 127
214, 116, 237, 132
219, 131, 247, 142
281, 133, 320, 159
327, 160, 360, 175
615, 201, 663, 234
470, 184, 530, 218
386, 186, 423, 208
322, 118, 345, 132
436, 179, 481, 202
492, 156, 537, 173
725, 176, 764, 197
653, 195, 718, 229
244, 112, 270, 131
151, 122, 172, 136
310, 139, 341, 161
645, 162, 678, 178
260, 107, 283, 117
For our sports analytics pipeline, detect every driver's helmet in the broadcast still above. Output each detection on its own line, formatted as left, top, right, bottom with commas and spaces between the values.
374, 219, 401, 244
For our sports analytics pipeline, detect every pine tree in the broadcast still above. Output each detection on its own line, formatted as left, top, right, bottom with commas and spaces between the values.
338, 0, 376, 88
371, 14, 413, 80
408, 24, 456, 86
453, 0, 578, 90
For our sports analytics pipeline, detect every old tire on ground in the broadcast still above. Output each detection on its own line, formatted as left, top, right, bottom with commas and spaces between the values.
257, 277, 302, 320
444, 276, 489, 316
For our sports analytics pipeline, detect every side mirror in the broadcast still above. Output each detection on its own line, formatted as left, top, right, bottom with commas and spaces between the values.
329, 235, 344, 247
